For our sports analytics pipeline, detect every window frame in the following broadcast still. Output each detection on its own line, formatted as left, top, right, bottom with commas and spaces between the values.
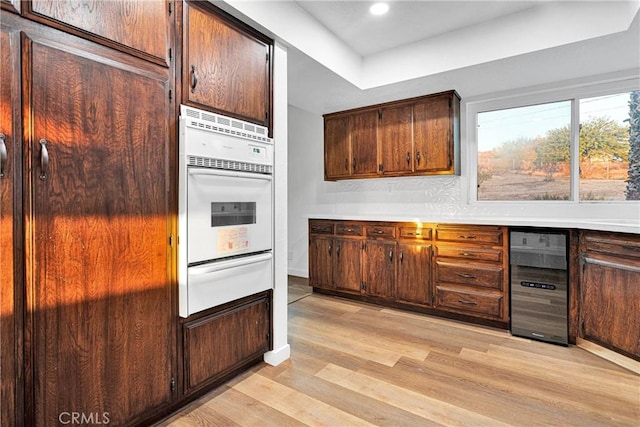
466, 76, 639, 205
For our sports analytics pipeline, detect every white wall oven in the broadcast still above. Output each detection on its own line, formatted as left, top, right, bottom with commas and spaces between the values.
178, 105, 274, 317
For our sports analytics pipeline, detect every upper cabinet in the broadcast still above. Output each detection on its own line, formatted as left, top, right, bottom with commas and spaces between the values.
23, 0, 172, 66
324, 90, 460, 181
182, 0, 273, 132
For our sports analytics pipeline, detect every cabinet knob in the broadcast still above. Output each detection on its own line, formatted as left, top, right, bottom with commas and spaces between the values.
416, 151, 421, 165
406, 152, 410, 166
388, 249, 393, 262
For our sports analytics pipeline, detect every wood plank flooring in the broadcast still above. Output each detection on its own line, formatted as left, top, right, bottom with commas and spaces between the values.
158, 278, 639, 427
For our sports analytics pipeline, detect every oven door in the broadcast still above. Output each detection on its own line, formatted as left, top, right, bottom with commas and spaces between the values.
181, 251, 273, 317
187, 168, 272, 264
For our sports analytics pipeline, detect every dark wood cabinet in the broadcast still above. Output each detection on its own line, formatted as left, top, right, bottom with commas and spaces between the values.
323, 91, 460, 181
309, 220, 508, 327
413, 92, 457, 173
0, 16, 22, 427
580, 231, 640, 360
16, 18, 174, 425
350, 110, 379, 176
434, 225, 508, 322
333, 237, 364, 293
183, 293, 271, 394
397, 242, 432, 306
182, 0, 273, 131
24, 0, 172, 66
379, 103, 413, 175
324, 115, 351, 179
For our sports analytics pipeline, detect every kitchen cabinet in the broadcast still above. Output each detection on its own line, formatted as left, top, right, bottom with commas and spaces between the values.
579, 231, 640, 360
333, 237, 364, 293
309, 220, 508, 327
413, 92, 458, 173
396, 226, 433, 306
379, 103, 413, 175
24, 0, 172, 66
7, 14, 175, 425
350, 110, 379, 176
183, 292, 271, 394
182, 0, 273, 131
434, 225, 508, 322
363, 225, 397, 298
0, 16, 22, 427
323, 91, 460, 181
324, 115, 351, 179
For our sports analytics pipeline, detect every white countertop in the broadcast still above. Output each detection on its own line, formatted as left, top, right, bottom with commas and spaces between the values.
307, 214, 640, 234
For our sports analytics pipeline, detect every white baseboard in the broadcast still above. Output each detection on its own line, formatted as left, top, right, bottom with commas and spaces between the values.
263, 344, 291, 366
287, 268, 308, 278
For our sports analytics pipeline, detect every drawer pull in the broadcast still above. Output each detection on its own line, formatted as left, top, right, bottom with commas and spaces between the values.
389, 250, 393, 262
458, 299, 477, 305
374, 229, 384, 234
457, 273, 477, 279
346, 228, 353, 232
458, 235, 476, 239
328, 244, 332, 256
459, 252, 475, 257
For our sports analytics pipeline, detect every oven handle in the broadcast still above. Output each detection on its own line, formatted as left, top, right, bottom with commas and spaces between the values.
189, 252, 273, 275
188, 167, 273, 181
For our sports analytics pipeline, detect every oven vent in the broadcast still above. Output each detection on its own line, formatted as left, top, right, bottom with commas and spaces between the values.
188, 156, 273, 174
180, 105, 270, 143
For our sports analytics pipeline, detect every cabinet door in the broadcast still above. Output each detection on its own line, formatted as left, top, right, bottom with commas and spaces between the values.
581, 256, 640, 358
0, 17, 21, 427
379, 104, 413, 174
26, 0, 170, 65
309, 235, 333, 290
351, 110, 378, 176
24, 30, 173, 426
324, 115, 351, 179
333, 238, 362, 293
364, 241, 396, 298
397, 242, 432, 306
414, 94, 453, 172
185, 1, 271, 127
183, 294, 270, 393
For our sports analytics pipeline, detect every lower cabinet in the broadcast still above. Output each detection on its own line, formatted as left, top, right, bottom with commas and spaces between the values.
309, 220, 509, 327
182, 292, 272, 394
580, 231, 640, 360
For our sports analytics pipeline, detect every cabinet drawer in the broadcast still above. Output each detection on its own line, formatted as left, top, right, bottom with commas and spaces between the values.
309, 220, 334, 235
435, 261, 503, 290
367, 225, 396, 239
336, 223, 364, 236
435, 226, 503, 245
436, 287, 502, 318
399, 226, 432, 240
435, 246, 503, 263
581, 231, 640, 260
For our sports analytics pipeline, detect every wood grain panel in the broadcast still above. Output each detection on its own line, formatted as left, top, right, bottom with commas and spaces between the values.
435, 260, 504, 290
28, 0, 170, 64
364, 240, 396, 298
379, 104, 413, 174
0, 17, 22, 427
333, 238, 362, 293
350, 110, 378, 176
24, 30, 173, 425
184, 296, 269, 393
413, 93, 453, 172
396, 242, 432, 306
185, 1, 270, 125
308, 235, 333, 290
324, 115, 351, 179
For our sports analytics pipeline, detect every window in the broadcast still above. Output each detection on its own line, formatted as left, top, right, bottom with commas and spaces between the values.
475, 88, 639, 202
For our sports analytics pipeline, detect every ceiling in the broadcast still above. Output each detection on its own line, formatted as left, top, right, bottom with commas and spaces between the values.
219, 1, 640, 115
294, 1, 541, 57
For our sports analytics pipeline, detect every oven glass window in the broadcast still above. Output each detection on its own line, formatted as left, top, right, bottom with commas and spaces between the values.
211, 202, 256, 227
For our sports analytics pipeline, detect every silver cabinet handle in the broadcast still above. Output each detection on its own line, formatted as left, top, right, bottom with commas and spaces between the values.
39, 139, 49, 180
0, 134, 6, 178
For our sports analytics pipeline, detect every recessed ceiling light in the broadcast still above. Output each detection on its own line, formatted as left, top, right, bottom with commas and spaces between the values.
369, 2, 389, 16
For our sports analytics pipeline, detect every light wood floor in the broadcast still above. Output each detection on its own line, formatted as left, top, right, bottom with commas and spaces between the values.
159, 278, 639, 426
